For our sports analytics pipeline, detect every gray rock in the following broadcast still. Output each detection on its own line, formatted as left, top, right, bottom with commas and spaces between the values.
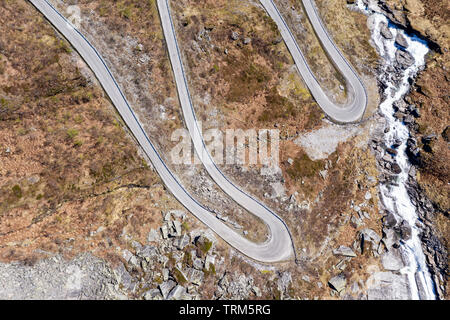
243, 37, 251, 45
161, 225, 169, 239
166, 285, 186, 300
397, 220, 412, 240
395, 33, 408, 48
301, 275, 310, 283
351, 281, 360, 294
328, 274, 346, 292
395, 50, 415, 68
231, 31, 239, 41
380, 22, 393, 39
136, 245, 158, 261
319, 170, 328, 179
144, 289, 162, 300
277, 272, 292, 293
366, 272, 411, 299
382, 227, 400, 249
383, 212, 398, 228
381, 250, 404, 271
193, 257, 204, 270
122, 249, 133, 262
188, 268, 204, 286
163, 268, 169, 282
333, 245, 357, 257
178, 234, 190, 250
147, 229, 160, 242
159, 280, 176, 299
173, 220, 182, 237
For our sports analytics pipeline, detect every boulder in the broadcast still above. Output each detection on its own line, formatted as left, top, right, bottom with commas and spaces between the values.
395, 50, 415, 68
144, 288, 162, 300
397, 220, 412, 240
328, 273, 347, 292
173, 220, 182, 237
193, 257, 204, 270
333, 245, 357, 257
166, 285, 186, 300
136, 245, 158, 261
188, 268, 204, 286
160, 225, 169, 239
391, 163, 402, 174
177, 234, 190, 250
383, 212, 398, 228
381, 250, 404, 271
159, 280, 176, 299
380, 22, 393, 39
366, 272, 411, 299
395, 33, 408, 48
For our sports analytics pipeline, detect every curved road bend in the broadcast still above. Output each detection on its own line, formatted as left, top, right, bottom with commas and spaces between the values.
29, 0, 294, 263
260, 0, 368, 123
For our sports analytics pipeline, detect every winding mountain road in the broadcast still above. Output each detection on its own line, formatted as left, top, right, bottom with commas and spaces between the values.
260, 0, 368, 123
29, 0, 293, 263
29, 0, 368, 263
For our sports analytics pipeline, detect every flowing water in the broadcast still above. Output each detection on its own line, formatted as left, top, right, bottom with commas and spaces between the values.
356, 1, 436, 300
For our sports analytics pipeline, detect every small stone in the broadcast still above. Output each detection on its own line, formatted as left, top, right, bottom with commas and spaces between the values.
231, 31, 239, 41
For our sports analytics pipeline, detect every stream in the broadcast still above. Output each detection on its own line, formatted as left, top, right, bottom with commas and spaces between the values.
356, 0, 436, 300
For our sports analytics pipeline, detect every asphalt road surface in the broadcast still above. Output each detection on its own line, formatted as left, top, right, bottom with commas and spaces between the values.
29, 0, 294, 263
29, 0, 368, 263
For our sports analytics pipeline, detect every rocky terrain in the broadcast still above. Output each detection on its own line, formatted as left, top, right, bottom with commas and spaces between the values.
0, 0, 447, 300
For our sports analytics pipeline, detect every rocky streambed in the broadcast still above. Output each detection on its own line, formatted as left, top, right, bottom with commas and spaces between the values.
355, 0, 438, 300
